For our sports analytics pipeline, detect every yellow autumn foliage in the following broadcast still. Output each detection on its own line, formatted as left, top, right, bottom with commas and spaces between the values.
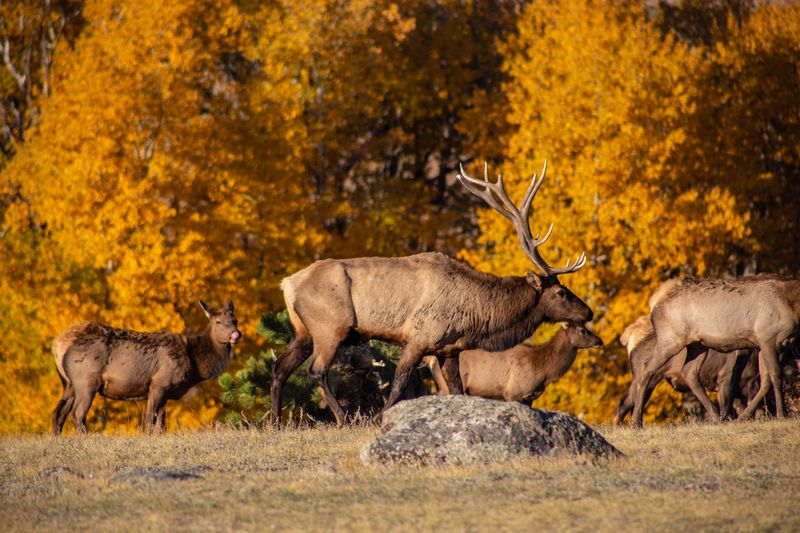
461, 0, 783, 424
0, 0, 798, 433
0, 0, 322, 433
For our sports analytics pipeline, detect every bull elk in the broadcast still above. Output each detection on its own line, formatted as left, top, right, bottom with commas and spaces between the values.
270, 161, 593, 427
615, 315, 758, 425
457, 323, 603, 403
638, 275, 800, 423
52, 300, 240, 434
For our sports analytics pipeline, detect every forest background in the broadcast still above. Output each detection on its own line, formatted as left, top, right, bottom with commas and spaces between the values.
1, 0, 798, 434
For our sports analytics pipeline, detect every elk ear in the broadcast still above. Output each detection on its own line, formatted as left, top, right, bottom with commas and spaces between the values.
225, 300, 234, 312
198, 300, 212, 319
526, 271, 544, 291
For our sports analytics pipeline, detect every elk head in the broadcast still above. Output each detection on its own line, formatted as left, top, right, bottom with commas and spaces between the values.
458, 160, 593, 324
563, 323, 604, 349
199, 300, 241, 345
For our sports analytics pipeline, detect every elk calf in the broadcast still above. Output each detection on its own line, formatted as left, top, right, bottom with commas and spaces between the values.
52, 300, 240, 435
459, 324, 603, 403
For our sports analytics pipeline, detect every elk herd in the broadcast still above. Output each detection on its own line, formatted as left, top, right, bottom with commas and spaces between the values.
50, 160, 800, 434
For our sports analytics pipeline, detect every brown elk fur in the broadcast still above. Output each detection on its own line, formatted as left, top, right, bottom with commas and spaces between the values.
643, 275, 800, 422
271, 252, 593, 426
51, 300, 240, 435
457, 324, 603, 403
615, 315, 758, 425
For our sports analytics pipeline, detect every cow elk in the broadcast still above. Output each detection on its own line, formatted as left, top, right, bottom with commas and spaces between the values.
615, 315, 758, 426
270, 160, 593, 427
639, 275, 800, 423
457, 323, 603, 403
52, 300, 240, 435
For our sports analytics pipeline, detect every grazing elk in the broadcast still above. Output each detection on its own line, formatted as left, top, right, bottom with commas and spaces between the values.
636, 275, 800, 423
614, 315, 758, 426
52, 300, 240, 435
270, 161, 593, 427
457, 324, 603, 403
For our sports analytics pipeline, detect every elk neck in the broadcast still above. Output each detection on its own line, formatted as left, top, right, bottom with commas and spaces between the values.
185, 325, 233, 380
541, 328, 578, 384
470, 275, 545, 351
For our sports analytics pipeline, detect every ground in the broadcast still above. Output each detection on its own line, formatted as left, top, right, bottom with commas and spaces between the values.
1, 419, 799, 532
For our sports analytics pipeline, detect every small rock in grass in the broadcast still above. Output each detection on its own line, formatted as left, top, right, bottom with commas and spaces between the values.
39, 466, 85, 482
109, 465, 210, 485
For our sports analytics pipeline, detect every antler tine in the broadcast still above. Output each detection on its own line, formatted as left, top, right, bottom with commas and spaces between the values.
458, 162, 515, 220
532, 222, 554, 247
482, 161, 525, 216
520, 160, 547, 223
458, 159, 586, 278
547, 251, 587, 276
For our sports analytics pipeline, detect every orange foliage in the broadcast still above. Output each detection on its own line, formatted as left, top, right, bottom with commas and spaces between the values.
1, 0, 799, 433
462, 0, 765, 424
0, 0, 321, 433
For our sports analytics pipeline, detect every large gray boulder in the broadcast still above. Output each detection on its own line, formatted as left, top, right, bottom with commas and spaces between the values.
360, 395, 621, 465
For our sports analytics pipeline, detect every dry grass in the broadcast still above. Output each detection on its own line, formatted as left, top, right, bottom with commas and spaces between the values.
2, 419, 799, 532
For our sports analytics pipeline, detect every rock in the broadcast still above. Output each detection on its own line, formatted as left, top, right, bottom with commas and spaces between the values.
360, 396, 622, 465
108, 466, 210, 485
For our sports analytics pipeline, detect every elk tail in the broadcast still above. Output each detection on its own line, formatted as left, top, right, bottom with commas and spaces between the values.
51, 322, 93, 386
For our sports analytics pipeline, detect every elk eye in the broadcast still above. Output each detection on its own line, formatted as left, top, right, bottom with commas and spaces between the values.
557, 289, 566, 297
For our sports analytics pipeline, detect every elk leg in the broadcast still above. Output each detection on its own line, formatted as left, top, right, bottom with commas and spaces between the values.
760, 344, 786, 418
683, 348, 720, 421
70, 385, 98, 434
683, 370, 719, 421
145, 387, 167, 434
307, 334, 348, 427
631, 369, 662, 427
270, 335, 313, 428
52, 381, 75, 436
716, 355, 739, 421
717, 380, 733, 421
155, 402, 167, 433
741, 351, 772, 419
424, 356, 450, 395
613, 382, 635, 426
442, 356, 463, 395
377, 345, 425, 423
631, 373, 654, 427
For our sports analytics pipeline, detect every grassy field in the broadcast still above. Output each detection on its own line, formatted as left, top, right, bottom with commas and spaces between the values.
2, 419, 799, 532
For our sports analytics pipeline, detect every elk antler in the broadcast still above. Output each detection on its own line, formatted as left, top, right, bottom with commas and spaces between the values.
457, 161, 586, 277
